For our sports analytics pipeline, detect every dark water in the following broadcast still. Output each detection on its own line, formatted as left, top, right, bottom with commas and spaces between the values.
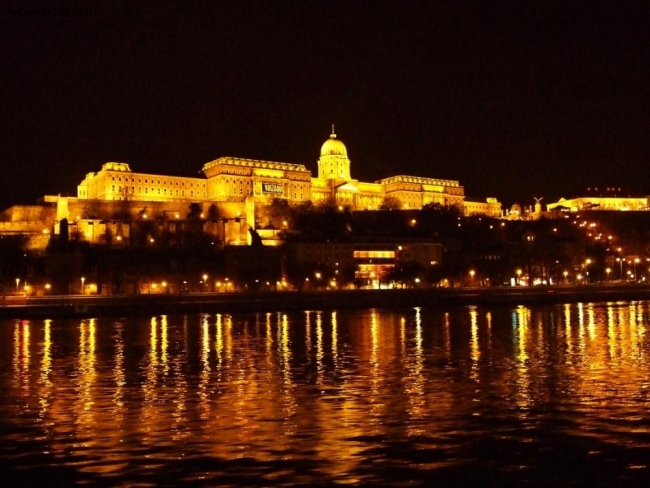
2, 302, 650, 486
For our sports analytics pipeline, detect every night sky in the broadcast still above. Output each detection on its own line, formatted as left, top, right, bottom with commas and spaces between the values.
2, 2, 649, 210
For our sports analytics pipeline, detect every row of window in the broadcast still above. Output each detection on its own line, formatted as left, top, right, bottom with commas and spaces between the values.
110, 175, 205, 188
111, 185, 206, 198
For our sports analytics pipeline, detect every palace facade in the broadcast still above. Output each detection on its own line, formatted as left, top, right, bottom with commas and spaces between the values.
75, 129, 499, 215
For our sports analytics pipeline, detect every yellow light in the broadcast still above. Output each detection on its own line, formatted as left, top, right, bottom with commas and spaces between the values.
45, 283, 51, 290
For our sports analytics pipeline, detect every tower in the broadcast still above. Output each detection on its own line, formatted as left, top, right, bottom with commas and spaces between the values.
317, 126, 351, 181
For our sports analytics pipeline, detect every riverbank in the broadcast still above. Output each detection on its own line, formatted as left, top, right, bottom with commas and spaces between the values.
2, 284, 650, 319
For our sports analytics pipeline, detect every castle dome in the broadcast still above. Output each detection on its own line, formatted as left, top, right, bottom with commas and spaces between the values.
320, 129, 347, 158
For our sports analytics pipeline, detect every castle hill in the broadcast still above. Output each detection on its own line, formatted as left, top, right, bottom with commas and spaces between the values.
2, 129, 650, 314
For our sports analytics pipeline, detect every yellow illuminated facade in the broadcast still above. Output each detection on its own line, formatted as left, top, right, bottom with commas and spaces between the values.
74, 130, 500, 216
547, 196, 649, 212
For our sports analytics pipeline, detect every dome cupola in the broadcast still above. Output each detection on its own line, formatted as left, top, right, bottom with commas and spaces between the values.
320, 127, 348, 158
317, 125, 351, 181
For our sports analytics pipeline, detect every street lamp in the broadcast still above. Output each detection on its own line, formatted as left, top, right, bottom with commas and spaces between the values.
606, 268, 611, 281
203, 274, 208, 291
81, 276, 85, 295
15, 278, 19, 293
516, 269, 522, 286
563, 270, 568, 284
469, 269, 475, 285
634, 258, 640, 280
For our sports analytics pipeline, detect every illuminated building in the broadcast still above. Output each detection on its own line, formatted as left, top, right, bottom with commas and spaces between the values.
1, 129, 501, 247
547, 196, 649, 212
73, 128, 497, 214
546, 186, 649, 212
287, 240, 442, 288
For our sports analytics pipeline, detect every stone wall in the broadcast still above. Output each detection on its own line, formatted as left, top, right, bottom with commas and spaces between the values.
0, 205, 56, 223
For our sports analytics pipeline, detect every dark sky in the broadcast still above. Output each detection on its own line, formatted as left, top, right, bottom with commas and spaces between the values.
2, 1, 649, 209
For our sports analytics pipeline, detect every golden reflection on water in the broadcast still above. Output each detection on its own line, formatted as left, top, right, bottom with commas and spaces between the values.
76, 319, 97, 444
470, 307, 479, 379
4, 302, 650, 483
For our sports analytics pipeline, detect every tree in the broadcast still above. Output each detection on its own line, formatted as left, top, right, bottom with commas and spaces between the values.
187, 202, 202, 219
207, 204, 219, 221
380, 196, 401, 210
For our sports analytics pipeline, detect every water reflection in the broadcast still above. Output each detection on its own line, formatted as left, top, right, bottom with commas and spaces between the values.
2, 302, 650, 484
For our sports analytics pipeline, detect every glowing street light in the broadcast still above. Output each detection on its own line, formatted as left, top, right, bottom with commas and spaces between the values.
606, 268, 611, 281
616, 257, 623, 279
469, 269, 475, 285
516, 269, 522, 285
15, 278, 19, 293
563, 270, 568, 284
81, 276, 85, 294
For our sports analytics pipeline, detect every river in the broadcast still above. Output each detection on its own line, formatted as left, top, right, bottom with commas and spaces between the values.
2, 302, 650, 486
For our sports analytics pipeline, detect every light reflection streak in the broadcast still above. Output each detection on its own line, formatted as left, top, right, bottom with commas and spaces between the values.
281, 313, 297, 434
577, 302, 585, 351
628, 304, 639, 363
486, 311, 492, 352
266, 312, 273, 362
14, 320, 31, 393
171, 317, 189, 441
199, 314, 211, 420
444, 312, 451, 359
142, 317, 160, 437
470, 307, 479, 379
304, 311, 312, 364
38, 320, 53, 428
331, 311, 338, 368
515, 306, 531, 410
369, 309, 382, 421
587, 303, 596, 341
112, 321, 125, 422
405, 308, 425, 434
215, 314, 224, 369
76, 319, 97, 445
564, 304, 572, 360
316, 311, 324, 383
161, 315, 169, 374
607, 304, 616, 361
